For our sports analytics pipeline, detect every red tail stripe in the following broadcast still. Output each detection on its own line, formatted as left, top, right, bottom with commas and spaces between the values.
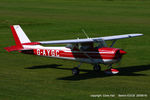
10, 26, 22, 47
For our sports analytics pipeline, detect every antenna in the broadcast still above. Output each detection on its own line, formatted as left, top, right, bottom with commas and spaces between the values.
73, 32, 80, 39
82, 29, 90, 39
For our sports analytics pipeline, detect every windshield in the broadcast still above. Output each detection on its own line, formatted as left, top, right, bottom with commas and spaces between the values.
96, 41, 107, 48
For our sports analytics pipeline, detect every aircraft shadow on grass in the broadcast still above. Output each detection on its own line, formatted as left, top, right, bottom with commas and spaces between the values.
25, 64, 150, 81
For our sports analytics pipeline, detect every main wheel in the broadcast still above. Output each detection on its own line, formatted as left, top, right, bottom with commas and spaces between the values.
72, 67, 80, 75
93, 64, 101, 72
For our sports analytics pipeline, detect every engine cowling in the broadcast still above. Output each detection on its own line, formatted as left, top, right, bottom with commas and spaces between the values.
98, 47, 126, 60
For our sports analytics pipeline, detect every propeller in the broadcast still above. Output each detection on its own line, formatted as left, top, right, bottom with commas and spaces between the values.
115, 49, 126, 59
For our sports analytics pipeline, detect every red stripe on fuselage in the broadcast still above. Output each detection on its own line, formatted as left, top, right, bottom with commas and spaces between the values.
33, 48, 116, 59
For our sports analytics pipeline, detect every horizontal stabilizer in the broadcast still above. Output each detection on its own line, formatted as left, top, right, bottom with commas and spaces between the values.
4, 45, 23, 52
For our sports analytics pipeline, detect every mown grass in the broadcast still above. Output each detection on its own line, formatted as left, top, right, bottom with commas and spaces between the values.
0, 0, 150, 100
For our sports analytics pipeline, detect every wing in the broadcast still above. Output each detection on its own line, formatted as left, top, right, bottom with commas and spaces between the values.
100, 34, 143, 41
38, 33, 143, 45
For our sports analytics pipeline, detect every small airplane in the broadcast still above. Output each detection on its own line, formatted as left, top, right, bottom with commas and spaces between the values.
4, 25, 143, 75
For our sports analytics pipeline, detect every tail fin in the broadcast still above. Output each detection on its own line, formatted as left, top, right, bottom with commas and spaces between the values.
4, 25, 31, 52
11, 25, 31, 45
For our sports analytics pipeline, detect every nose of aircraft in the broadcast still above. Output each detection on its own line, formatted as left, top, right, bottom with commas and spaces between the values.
119, 49, 127, 55
115, 49, 126, 59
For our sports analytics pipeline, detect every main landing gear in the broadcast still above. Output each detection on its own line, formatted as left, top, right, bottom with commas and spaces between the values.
104, 64, 119, 75
72, 63, 82, 75
72, 67, 80, 75
93, 64, 101, 72
72, 63, 119, 76
72, 63, 102, 76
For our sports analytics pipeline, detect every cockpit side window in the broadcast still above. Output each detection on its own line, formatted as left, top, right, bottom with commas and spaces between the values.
79, 42, 93, 51
95, 41, 107, 48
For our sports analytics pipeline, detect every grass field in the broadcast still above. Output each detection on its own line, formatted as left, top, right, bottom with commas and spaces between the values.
0, 0, 150, 100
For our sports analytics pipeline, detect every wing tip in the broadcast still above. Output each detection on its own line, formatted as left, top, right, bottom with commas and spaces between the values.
128, 33, 144, 37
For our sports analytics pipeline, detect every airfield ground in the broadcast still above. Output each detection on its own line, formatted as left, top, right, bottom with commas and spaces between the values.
0, 0, 150, 100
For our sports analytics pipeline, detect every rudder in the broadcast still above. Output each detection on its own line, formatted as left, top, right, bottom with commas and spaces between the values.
11, 25, 31, 46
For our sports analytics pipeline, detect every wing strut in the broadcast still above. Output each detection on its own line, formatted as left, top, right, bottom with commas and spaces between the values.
110, 40, 117, 47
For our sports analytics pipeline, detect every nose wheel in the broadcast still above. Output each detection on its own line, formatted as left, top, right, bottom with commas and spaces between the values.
104, 64, 119, 75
